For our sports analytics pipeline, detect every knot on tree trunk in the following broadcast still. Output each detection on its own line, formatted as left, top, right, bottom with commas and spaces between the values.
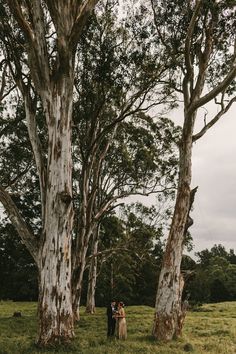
59, 191, 72, 204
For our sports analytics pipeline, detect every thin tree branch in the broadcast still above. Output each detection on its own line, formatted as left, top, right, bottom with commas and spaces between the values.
0, 185, 39, 264
69, 0, 100, 48
193, 96, 236, 142
183, 0, 202, 106
189, 56, 236, 114
2, 163, 33, 188
23, 91, 47, 222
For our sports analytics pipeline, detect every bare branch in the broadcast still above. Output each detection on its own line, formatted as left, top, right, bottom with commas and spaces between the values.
191, 12, 214, 102
2, 163, 33, 188
94, 186, 173, 221
86, 246, 143, 264
7, 0, 51, 91
91, 80, 162, 149
193, 96, 236, 142
69, 0, 100, 48
0, 110, 25, 138
23, 91, 47, 221
0, 186, 39, 264
0, 63, 7, 100
7, 0, 35, 43
183, 0, 202, 106
0, 84, 17, 102
190, 55, 236, 113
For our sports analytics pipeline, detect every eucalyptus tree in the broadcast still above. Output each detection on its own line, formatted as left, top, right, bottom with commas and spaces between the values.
70, 0, 179, 320
72, 107, 180, 317
83, 111, 179, 314
151, 0, 236, 340
0, 0, 99, 346
85, 223, 100, 313
71, 111, 179, 318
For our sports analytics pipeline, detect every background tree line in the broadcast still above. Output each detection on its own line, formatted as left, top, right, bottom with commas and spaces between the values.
1, 211, 236, 307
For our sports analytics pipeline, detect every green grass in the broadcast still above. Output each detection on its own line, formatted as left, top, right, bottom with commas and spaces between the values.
0, 301, 235, 353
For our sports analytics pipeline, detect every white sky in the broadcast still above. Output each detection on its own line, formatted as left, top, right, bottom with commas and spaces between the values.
190, 106, 236, 255
159, 98, 236, 258
132, 100, 236, 258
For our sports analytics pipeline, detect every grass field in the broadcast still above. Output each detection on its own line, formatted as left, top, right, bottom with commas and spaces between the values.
0, 301, 235, 354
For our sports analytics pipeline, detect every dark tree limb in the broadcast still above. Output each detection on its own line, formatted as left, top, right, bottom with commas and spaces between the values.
0, 186, 39, 264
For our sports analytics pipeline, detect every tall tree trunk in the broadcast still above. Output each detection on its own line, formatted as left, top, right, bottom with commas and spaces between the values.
71, 258, 86, 322
152, 116, 194, 341
37, 78, 74, 346
71, 224, 93, 321
1, 0, 100, 347
86, 226, 99, 314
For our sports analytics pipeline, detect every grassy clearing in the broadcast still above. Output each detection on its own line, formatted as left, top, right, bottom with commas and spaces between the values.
0, 301, 235, 353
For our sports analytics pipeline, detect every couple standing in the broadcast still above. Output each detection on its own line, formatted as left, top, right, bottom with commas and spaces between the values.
107, 300, 127, 339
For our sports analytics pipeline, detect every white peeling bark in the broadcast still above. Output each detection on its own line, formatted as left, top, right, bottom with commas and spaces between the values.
24, 94, 46, 221
37, 77, 74, 346
151, 0, 236, 342
4, 0, 100, 347
153, 115, 194, 340
71, 161, 94, 321
72, 226, 93, 321
86, 228, 99, 314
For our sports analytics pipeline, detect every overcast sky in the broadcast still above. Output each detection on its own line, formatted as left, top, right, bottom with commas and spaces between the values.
128, 102, 236, 257
189, 106, 236, 256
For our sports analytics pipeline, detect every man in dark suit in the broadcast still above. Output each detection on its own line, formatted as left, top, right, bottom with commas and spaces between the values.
106, 300, 117, 337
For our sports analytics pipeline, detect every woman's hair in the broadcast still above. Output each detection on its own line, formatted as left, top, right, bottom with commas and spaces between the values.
118, 301, 125, 307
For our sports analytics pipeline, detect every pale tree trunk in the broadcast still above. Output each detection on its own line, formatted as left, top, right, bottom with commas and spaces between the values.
71, 226, 93, 321
152, 115, 195, 340
71, 158, 98, 320
2, 0, 99, 347
37, 77, 74, 346
86, 226, 99, 314
24, 93, 46, 221
71, 120, 119, 320
85, 247, 98, 314
151, 16, 236, 341
71, 258, 86, 321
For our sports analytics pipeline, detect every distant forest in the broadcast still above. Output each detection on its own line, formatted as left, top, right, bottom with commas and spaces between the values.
1, 215, 236, 306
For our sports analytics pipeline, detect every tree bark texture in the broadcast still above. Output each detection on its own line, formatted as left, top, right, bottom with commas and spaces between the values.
71, 225, 93, 321
153, 117, 194, 341
86, 228, 99, 314
37, 77, 74, 346
2, 0, 100, 347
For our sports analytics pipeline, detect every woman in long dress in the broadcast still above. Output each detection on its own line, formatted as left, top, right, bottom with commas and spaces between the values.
116, 301, 127, 339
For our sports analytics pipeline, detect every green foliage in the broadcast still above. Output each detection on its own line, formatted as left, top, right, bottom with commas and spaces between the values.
0, 99, 45, 234
72, 1, 180, 214
185, 245, 236, 304
92, 206, 165, 307
0, 224, 38, 301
